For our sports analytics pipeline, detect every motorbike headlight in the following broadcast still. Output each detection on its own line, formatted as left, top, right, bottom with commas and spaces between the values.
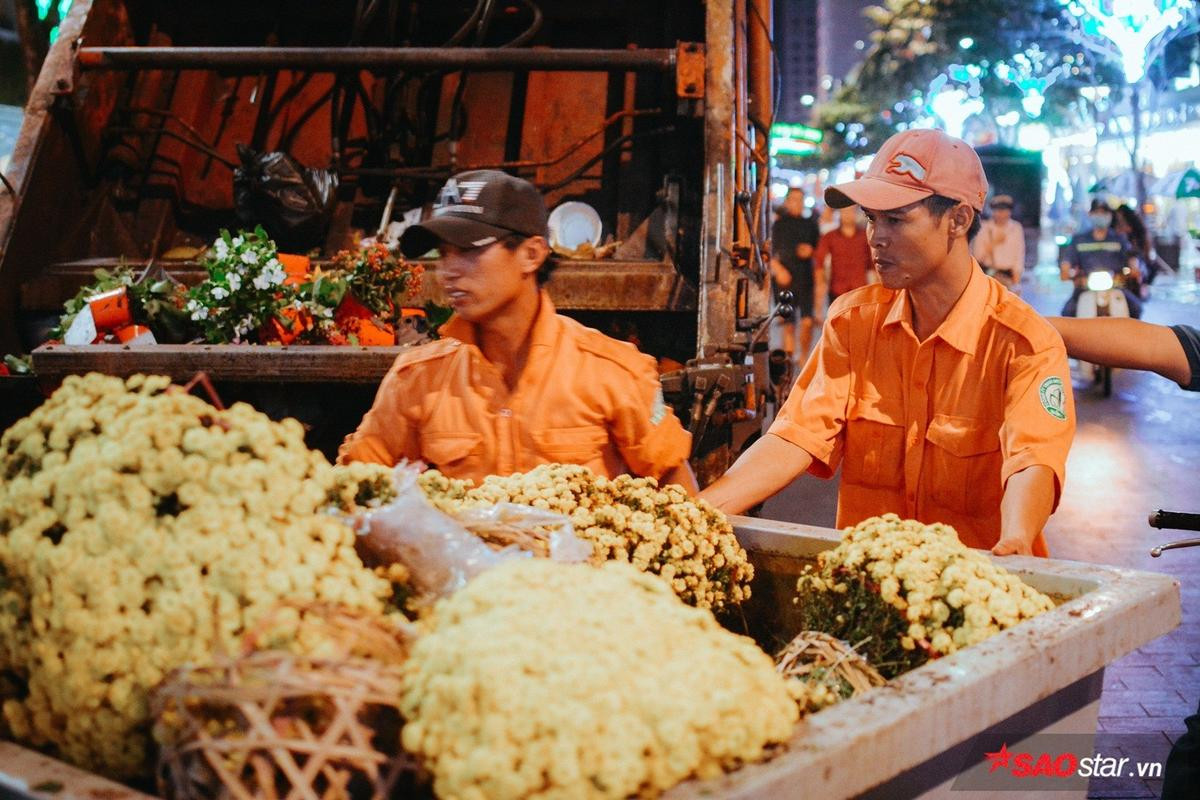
1086, 271, 1115, 291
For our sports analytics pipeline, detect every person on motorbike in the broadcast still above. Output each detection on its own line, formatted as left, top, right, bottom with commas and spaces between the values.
1059, 200, 1143, 319
1045, 315, 1199, 800
1112, 204, 1153, 289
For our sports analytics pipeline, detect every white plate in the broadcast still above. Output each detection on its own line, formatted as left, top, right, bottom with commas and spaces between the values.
548, 201, 603, 250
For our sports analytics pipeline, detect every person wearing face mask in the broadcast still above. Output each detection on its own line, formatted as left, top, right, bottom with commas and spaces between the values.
338, 170, 697, 492
700, 130, 1075, 557
1058, 199, 1143, 318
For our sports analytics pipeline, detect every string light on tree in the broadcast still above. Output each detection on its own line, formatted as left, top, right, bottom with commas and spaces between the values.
1063, 0, 1199, 83
993, 45, 1067, 118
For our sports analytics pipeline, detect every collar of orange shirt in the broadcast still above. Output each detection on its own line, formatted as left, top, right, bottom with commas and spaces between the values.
440, 289, 560, 352
880, 259, 990, 356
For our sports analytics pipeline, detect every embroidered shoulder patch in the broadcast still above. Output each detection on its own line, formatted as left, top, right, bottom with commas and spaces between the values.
1039, 376, 1067, 420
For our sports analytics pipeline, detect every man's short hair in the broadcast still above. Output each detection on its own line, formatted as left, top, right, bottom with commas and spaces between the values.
923, 194, 982, 242
500, 233, 558, 286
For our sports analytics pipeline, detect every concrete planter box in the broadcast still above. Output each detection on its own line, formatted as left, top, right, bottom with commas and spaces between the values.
0, 517, 1181, 800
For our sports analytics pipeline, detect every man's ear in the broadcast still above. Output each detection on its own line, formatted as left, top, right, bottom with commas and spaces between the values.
948, 204, 974, 239
520, 236, 551, 278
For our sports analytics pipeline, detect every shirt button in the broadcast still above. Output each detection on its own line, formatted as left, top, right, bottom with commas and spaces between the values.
498, 408, 512, 417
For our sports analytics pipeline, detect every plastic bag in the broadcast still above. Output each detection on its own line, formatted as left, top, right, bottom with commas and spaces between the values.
233, 145, 337, 251
352, 463, 590, 600
454, 504, 594, 562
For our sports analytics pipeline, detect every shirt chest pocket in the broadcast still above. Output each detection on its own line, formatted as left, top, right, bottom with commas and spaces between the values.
924, 415, 1002, 514
420, 431, 484, 472
531, 425, 609, 466
843, 395, 905, 489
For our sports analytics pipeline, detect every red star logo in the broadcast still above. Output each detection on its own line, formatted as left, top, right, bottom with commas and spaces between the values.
985, 742, 1012, 773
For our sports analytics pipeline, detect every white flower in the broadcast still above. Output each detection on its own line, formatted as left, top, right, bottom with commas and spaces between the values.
252, 273, 272, 290
231, 236, 244, 247
322, 308, 334, 318
213, 239, 229, 259
269, 268, 286, 286
227, 273, 242, 292
241, 250, 258, 266
292, 299, 304, 310
185, 299, 200, 312
211, 286, 229, 300
190, 307, 209, 321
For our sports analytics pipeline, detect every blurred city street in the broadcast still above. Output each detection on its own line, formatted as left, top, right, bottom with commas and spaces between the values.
764, 239, 1200, 798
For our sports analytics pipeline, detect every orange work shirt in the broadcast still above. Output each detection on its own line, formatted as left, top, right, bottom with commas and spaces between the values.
338, 292, 691, 484
769, 265, 1074, 555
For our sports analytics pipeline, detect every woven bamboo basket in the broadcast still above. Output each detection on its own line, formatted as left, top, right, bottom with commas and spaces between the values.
153, 605, 416, 800
774, 631, 887, 713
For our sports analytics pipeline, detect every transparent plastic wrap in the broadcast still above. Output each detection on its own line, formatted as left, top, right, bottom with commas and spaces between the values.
352, 463, 590, 599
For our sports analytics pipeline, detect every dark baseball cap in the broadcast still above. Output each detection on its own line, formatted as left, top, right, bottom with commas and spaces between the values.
399, 170, 549, 257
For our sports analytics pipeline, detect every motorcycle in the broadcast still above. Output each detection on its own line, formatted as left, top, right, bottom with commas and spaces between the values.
1073, 269, 1132, 397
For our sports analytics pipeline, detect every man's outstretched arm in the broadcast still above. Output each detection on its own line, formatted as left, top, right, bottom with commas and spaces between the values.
993, 465, 1057, 556
1047, 317, 1191, 386
698, 433, 814, 515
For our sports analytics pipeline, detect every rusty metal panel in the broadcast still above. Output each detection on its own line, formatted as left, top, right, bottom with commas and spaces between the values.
675, 42, 705, 99
698, 0, 736, 358
521, 70, 609, 209
546, 261, 697, 311
31, 343, 409, 384
432, 72, 514, 170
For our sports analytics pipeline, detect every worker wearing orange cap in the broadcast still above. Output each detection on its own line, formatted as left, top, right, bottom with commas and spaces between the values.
338, 170, 696, 491
701, 130, 1074, 556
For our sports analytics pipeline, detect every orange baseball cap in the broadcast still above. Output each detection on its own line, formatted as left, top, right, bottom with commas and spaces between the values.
825, 129, 988, 212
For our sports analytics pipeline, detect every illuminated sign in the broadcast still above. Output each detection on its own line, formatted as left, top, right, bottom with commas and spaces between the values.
770, 123, 824, 156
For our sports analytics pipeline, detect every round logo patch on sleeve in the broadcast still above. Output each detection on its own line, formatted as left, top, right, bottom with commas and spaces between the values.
1038, 376, 1067, 420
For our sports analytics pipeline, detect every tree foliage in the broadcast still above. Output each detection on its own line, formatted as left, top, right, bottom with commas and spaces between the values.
811, 0, 1134, 162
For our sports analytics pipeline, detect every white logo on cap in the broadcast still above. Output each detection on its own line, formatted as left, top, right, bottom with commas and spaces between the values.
887, 154, 928, 182
438, 178, 461, 206
458, 180, 488, 202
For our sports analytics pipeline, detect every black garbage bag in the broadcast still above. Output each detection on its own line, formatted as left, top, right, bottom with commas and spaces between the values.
233, 145, 338, 250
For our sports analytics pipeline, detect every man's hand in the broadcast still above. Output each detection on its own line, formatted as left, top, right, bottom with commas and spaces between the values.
771, 258, 792, 288
992, 534, 1035, 556
996, 465, 1056, 557
1059, 261, 1073, 281
699, 434, 814, 515
796, 243, 815, 259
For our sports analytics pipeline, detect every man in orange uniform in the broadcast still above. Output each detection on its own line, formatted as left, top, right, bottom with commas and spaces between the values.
338, 170, 697, 491
700, 130, 1074, 555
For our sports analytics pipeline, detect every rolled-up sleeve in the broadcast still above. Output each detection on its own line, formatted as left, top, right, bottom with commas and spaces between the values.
999, 340, 1075, 508
337, 363, 420, 466
767, 315, 852, 478
606, 357, 691, 480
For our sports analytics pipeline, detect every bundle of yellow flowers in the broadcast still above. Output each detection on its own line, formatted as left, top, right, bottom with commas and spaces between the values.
0, 374, 393, 778
795, 514, 1055, 678
417, 463, 754, 611
400, 559, 796, 800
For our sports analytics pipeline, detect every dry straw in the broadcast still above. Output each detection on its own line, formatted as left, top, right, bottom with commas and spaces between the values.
775, 630, 886, 709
